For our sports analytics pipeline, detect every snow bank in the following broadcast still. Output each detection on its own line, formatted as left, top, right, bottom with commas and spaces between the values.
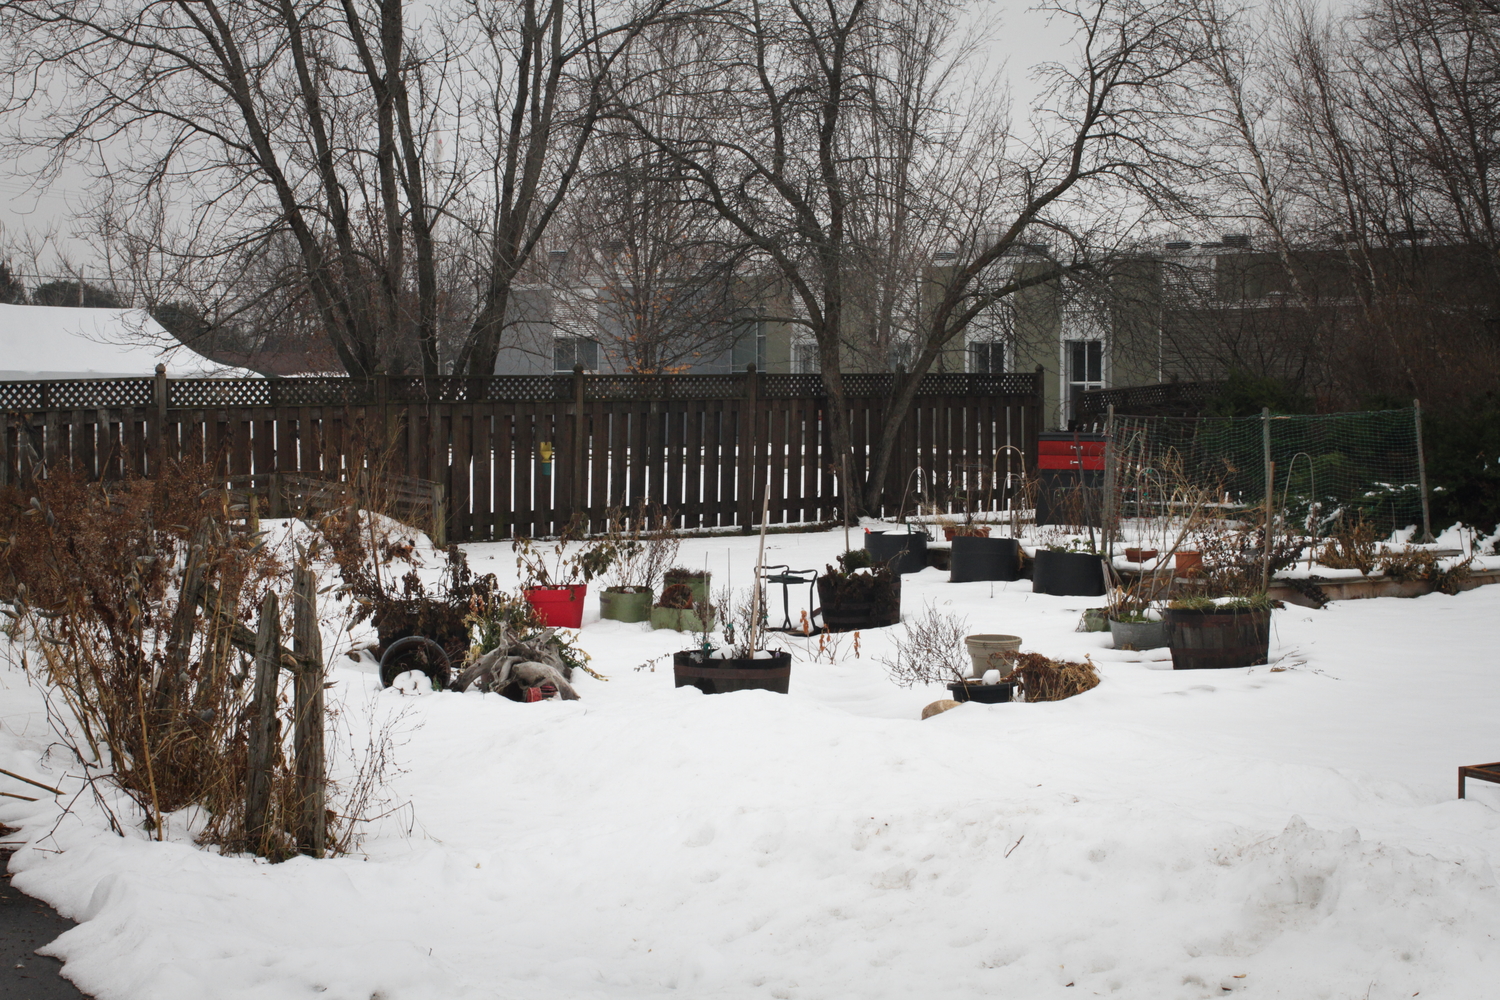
1, 523, 1498, 999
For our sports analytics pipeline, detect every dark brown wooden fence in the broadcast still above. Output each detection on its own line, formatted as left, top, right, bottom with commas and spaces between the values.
1, 369, 1041, 540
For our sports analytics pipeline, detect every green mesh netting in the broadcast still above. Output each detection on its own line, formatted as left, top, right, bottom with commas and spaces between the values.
1106, 408, 1425, 534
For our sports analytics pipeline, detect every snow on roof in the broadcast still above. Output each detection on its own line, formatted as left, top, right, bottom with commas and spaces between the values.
0, 303, 259, 380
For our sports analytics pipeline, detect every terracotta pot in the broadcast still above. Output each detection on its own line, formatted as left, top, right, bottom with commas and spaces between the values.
1124, 547, 1159, 563
1175, 551, 1203, 577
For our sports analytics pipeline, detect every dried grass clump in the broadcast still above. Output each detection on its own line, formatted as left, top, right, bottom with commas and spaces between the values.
1377, 545, 1438, 581
1001, 651, 1100, 702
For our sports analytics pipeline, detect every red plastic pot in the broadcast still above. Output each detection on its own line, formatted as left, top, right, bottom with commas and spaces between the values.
524, 585, 587, 628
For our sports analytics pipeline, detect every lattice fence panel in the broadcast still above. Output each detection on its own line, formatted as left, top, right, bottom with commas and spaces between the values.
169, 379, 274, 408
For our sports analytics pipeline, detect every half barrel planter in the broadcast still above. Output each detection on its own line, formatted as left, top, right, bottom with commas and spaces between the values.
524, 585, 587, 628
1031, 550, 1107, 597
1165, 607, 1271, 669
864, 529, 929, 575
949, 536, 1022, 583
674, 650, 793, 695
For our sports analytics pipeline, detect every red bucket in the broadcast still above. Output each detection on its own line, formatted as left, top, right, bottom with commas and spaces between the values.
524, 585, 587, 628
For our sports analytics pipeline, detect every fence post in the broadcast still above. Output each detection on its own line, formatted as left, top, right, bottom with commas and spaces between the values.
152, 363, 168, 476
739, 364, 758, 533
246, 591, 280, 856
291, 565, 326, 858
1262, 407, 1274, 592
1101, 404, 1115, 557
1413, 399, 1434, 543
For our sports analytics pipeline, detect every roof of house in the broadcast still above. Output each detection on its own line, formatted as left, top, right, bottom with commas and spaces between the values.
0, 303, 258, 380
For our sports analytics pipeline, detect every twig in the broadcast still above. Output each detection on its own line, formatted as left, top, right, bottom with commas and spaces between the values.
0, 792, 38, 801
0, 767, 63, 796
1004, 834, 1025, 858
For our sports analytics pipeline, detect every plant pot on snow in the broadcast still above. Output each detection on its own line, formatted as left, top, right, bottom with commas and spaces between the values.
1124, 547, 1159, 563
949, 536, 1021, 583
1175, 551, 1203, 578
673, 650, 792, 695
524, 585, 588, 628
650, 605, 715, 633
1031, 550, 1106, 597
599, 586, 653, 623
963, 634, 1021, 677
662, 569, 712, 607
817, 550, 902, 632
864, 527, 928, 575
1109, 617, 1169, 650
1165, 606, 1271, 669
947, 679, 1017, 703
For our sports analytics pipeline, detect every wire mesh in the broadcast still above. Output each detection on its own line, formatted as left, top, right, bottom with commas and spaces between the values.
1104, 408, 1425, 534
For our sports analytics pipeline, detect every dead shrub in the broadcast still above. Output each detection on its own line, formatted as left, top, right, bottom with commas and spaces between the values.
1318, 517, 1380, 573
1377, 545, 1439, 581
877, 604, 970, 688
0, 466, 290, 846
1001, 651, 1101, 702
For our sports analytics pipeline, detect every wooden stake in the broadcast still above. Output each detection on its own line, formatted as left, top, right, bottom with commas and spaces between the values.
246, 591, 280, 856
292, 567, 326, 858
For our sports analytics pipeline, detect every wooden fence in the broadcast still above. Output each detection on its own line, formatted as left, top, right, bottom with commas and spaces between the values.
1, 368, 1042, 541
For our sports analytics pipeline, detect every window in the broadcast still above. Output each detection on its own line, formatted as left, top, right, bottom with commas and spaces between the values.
732, 320, 767, 370
553, 336, 600, 372
792, 341, 819, 374
970, 341, 1006, 373
1064, 339, 1104, 423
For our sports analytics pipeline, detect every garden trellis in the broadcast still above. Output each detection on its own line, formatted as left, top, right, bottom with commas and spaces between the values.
1098, 407, 1429, 538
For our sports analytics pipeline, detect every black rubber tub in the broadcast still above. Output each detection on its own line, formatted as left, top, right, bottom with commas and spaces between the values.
1166, 608, 1271, 669
1030, 550, 1107, 597
949, 536, 1022, 583
817, 573, 902, 632
673, 650, 792, 694
947, 680, 1017, 703
864, 528, 928, 575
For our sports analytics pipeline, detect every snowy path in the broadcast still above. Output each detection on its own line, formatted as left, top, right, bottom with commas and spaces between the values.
1, 527, 1497, 1000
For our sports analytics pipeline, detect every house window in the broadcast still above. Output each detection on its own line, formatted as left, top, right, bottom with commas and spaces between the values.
554, 336, 600, 372
1065, 339, 1104, 422
970, 340, 1006, 373
792, 341, 819, 373
732, 320, 767, 370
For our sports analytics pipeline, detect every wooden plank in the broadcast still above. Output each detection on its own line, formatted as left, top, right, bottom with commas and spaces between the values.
494, 408, 513, 540
472, 405, 493, 543
768, 397, 787, 523
292, 565, 326, 858
513, 404, 535, 537
683, 398, 704, 530
450, 403, 472, 542
589, 400, 609, 530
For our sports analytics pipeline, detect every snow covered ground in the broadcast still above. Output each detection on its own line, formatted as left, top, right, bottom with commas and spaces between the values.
1, 522, 1497, 1000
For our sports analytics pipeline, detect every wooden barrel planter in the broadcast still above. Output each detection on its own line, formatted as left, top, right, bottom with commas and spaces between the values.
817, 574, 902, 632
949, 536, 1021, 583
1166, 607, 1271, 669
1031, 550, 1106, 597
673, 650, 792, 695
864, 529, 928, 575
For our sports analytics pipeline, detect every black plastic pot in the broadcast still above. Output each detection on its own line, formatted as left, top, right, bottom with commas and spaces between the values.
379, 635, 453, 689
949, 536, 1021, 583
864, 528, 928, 575
673, 650, 792, 694
1166, 607, 1271, 669
1030, 550, 1107, 597
817, 573, 902, 632
947, 680, 1017, 703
